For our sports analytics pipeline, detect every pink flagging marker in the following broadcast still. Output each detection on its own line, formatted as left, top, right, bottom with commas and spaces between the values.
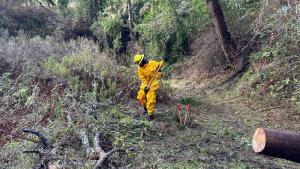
184, 104, 191, 125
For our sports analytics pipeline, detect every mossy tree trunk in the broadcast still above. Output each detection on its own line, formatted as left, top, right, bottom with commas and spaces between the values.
206, 0, 236, 63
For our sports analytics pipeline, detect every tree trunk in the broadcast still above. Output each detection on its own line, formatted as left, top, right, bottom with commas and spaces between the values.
252, 128, 300, 163
127, 0, 133, 29
92, 0, 100, 21
127, 0, 135, 41
206, 0, 236, 63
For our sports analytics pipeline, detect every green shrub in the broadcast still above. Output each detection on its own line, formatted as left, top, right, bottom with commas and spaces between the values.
270, 78, 295, 97
0, 72, 11, 96
74, 0, 93, 21
91, 0, 210, 59
249, 46, 283, 63
43, 51, 95, 78
134, 0, 210, 61
11, 87, 30, 106
62, 50, 90, 70
101, 14, 123, 50
180, 96, 199, 106
43, 57, 70, 78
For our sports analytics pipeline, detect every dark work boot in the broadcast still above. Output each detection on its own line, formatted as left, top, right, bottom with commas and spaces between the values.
147, 114, 154, 121
143, 107, 148, 116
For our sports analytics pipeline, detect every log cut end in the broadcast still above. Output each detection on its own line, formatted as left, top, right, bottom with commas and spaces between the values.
252, 128, 266, 153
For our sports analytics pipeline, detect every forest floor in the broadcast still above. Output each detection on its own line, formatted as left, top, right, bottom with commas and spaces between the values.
1, 63, 300, 168
132, 78, 300, 169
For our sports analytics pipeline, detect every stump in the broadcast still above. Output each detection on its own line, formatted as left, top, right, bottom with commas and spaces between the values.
252, 128, 300, 163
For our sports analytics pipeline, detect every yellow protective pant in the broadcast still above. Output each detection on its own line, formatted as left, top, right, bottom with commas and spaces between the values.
137, 89, 157, 115
136, 60, 163, 115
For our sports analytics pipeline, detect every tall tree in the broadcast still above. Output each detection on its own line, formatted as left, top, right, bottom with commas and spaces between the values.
127, 0, 133, 30
127, 0, 135, 41
91, 0, 102, 20
206, 0, 236, 63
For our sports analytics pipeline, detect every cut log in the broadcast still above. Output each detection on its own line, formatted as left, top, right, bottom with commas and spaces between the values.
252, 128, 300, 163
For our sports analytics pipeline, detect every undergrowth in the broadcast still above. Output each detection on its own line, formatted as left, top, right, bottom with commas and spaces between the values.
0, 35, 159, 168
229, 0, 300, 105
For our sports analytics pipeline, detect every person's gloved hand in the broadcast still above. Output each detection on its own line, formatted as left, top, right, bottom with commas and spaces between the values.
163, 56, 169, 62
144, 86, 149, 93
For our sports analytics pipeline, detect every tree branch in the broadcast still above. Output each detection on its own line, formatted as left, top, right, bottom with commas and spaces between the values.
23, 150, 41, 154
94, 132, 114, 168
79, 129, 92, 155
21, 128, 50, 149
34, 0, 52, 12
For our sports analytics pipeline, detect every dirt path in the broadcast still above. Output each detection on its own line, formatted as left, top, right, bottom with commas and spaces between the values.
137, 79, 300, 168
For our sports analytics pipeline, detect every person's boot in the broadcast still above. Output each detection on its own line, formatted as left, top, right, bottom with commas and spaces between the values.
143, 107, 148, 116
147, 114, 154, 121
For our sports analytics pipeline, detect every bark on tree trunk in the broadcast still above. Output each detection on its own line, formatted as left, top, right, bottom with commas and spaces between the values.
252, 128, 300, 163
92, 0, 100, 21
127, 0, 133, 30
127, 0, 135, 41
206, 0, 236, 63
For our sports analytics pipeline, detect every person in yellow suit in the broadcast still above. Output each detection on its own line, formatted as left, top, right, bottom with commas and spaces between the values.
134, 54, 167, 121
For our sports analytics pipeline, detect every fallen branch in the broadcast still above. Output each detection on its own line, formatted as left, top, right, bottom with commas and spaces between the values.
94, 132, 114, 168
21, 128, 50, 149
78, 130, 114, 168
79, 129, 92, 155
23, 150, 41, 154
20, 128, 57, 168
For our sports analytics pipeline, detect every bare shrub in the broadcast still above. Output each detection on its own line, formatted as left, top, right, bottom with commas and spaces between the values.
0, 3, 55, 37
0, 57, 11, 76
0, 36, 103, 72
